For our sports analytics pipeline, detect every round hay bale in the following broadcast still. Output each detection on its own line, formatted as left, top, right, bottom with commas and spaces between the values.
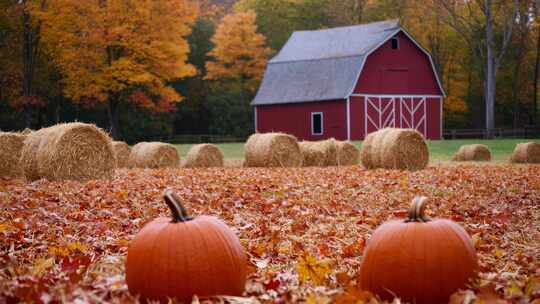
244, 133, 302, 167
112, 141, 131, 168
184, 144, 224, 168
510, 142, 540, 163
336, 141, 360, 166
299, 141, 326, 167
360, 128, 394, 170
0, 132, 27, 177
360, 128, 429, 171
128, 142, 180, 169
451, 144, 491, 162
20, 123, 115, 181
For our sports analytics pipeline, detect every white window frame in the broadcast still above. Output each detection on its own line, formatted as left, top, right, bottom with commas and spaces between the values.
311, 112, 323, 135
391, 36, 399, 50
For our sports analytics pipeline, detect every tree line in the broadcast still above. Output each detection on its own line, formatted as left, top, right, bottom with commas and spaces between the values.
1, 0, 539, 142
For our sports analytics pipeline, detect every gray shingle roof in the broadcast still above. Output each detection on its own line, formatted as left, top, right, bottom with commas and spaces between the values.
252, 20, 401, 106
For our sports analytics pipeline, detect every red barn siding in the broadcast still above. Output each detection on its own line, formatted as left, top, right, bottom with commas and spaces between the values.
354, 32, 442, 95
426, 97, 442, 139
256, 100, 347, 141
350, 96, 365, 140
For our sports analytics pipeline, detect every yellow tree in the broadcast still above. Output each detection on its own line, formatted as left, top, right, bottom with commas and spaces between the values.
38, 0, 198, 139
205, 10, 271, 92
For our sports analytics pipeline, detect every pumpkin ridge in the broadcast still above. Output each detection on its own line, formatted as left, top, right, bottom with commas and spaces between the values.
443, 222, 468, 300
368, 221, 404, 293
137, 223, 162, 297
441, 221, 477, 292
430, 220, 448, 302
180, 222, 193, 299
150, 222, 172, 297
193, 219, 218, 296
205, 219, 243, 293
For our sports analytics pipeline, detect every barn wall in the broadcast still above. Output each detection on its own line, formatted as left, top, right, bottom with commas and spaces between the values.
255, 100, 347, 141
350, 96, 365, 140
353, 32, 442, 95
426, 97, 442, 139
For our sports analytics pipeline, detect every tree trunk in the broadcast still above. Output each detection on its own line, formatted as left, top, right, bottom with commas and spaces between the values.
22, 4, 33, 128
534, 21, 540, 125
484, 0, 496, 137
107, 98, 121, 140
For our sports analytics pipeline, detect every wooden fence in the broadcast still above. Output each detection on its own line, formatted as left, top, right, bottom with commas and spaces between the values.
443, 127, 540, 139
141, 134, 246, 144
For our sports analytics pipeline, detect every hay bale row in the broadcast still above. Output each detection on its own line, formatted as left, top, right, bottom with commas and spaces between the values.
452, 144, 491, 162
21, 123, 115, 181
244, 133, 302, 167
299, 140, 332, 167
299, 139, 359, 167
510, 142, 540, 163
360, 128, 429, 171
128, 142, 180, 169
0, 132, 27, 177
336, 141, 360, 166
184, 144, 224, 168
112, 141, 131, 168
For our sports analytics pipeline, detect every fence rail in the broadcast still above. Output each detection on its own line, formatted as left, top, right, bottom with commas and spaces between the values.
138, 128, 539, 144
443, 127, 540, 139
141, 134, 247, 144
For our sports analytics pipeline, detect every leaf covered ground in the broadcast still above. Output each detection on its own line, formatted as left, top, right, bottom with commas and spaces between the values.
0, 165, 539, 303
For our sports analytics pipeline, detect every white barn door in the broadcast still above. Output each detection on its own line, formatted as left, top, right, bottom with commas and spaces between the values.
361, 95, 428, 138
365, 96, 396, 134
399, 97, 427, 136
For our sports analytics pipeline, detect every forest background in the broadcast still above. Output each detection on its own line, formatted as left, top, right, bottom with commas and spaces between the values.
0, 0, 538, 142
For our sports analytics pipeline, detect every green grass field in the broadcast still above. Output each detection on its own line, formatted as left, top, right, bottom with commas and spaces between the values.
174, 139, 539, 163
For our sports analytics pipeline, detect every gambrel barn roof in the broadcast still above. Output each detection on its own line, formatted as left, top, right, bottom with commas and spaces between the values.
252, 20, 444, 106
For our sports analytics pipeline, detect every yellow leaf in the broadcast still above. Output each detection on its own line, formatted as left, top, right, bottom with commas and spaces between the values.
504, 282, 523, 298
32, 258, 55, 277
0, 222, 15, 233
297, 253, 331, 286
494, 248, 505, 259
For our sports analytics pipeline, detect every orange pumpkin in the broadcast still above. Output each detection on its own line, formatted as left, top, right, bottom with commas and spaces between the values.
359, 197, 478, 304
125, 190, 247, 302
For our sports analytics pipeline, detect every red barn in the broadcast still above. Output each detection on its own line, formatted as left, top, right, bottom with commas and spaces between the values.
252, 20, 445, 140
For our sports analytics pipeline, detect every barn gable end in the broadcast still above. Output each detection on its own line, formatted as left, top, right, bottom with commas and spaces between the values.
352, 31, 444, 96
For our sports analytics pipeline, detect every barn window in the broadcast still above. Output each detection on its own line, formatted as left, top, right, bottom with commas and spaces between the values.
391, 37, 399, 50
311, 112, 323, 135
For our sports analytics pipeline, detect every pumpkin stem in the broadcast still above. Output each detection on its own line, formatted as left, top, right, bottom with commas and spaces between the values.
406, 196, 431, 222
164, 190, 193, 223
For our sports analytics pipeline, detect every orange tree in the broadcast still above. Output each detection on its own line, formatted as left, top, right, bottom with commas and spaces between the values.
204, 10, 271, 137
205, 10, 271, 92
37, 0, 198, 139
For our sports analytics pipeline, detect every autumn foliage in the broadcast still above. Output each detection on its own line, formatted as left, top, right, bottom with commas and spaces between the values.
0, 165, 539, 302
37, 0, 198, 109
205, 10, 272, 91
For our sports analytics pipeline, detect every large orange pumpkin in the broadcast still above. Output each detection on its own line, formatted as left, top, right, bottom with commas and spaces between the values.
125, 190, 247, 302
359, 197, 478, 304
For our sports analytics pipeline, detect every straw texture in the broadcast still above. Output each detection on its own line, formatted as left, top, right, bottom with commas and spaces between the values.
360, 128, 429, 170
128, 142, 180, 169
452, 144, 491, 162
184, 144, 224, 168
20, 123, 115, 181
244, 133, 302, 167
0, 132, 26, 177
510, 142, 540, 163
112, 141, 131, 168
